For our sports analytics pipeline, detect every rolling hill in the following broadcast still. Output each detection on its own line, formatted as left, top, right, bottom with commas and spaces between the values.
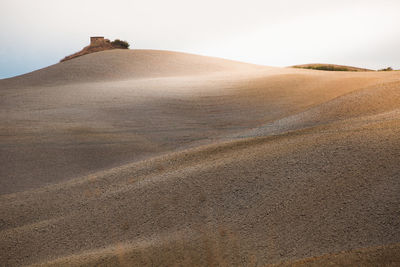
1, 50, 400, 266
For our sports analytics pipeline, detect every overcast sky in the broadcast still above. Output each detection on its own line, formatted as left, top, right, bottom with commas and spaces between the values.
1, 0, 399, 78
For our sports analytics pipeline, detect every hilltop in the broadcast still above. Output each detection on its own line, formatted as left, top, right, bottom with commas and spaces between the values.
59, 37, 129, 62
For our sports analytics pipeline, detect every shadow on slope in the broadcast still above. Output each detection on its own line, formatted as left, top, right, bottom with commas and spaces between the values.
2, 116, 400, 266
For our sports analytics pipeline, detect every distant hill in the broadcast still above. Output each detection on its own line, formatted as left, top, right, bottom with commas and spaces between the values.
292, 63, 373, 72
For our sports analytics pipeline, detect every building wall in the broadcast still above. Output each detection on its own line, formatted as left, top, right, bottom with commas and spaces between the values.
90, 37, 105, 46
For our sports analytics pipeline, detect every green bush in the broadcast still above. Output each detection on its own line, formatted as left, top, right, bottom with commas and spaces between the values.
298, 65, 350, 71
111, 39, 130, 49
309, 66, 349, 71
379, 67, 393, 71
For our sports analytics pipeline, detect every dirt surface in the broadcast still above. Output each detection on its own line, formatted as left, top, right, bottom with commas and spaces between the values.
1, 50, 400, 266
271, 243, 400, 266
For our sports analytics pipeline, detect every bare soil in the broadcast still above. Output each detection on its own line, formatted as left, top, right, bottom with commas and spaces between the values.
1, 50, 400, 266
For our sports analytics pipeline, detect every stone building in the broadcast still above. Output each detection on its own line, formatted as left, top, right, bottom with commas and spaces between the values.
90, 37, 110, 46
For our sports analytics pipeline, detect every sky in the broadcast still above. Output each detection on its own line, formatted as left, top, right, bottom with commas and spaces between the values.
1, 0, 400, 79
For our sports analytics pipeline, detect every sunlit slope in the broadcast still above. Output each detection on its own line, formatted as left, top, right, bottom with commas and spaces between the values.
0, 50, 399, 194
237, 79, 400, 138
0, 49, 262, 87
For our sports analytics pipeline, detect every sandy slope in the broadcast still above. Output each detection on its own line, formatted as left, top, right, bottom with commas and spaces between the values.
1, 50, 400, 266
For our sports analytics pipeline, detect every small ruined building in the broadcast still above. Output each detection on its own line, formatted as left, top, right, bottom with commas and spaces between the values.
60, 36, 130, 62
90, 36, 110, 46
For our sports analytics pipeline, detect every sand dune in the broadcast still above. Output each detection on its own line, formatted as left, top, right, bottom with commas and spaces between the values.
1, 50, 400, 266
